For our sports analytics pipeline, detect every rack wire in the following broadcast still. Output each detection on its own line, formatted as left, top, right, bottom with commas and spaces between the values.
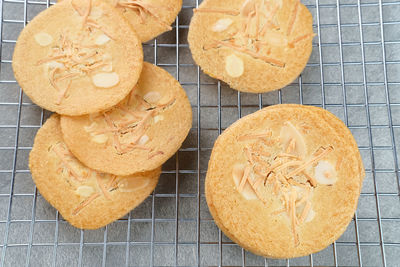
0, 0, 399, 266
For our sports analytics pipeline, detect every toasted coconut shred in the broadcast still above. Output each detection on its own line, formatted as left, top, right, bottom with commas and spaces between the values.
37, 0, 116, 105
51, 142, 131, 215
234, 122, 335, 246
197, 0, 315, 69
84, 89, 176, 157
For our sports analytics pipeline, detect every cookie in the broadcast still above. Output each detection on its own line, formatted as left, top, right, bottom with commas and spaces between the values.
13, 0, 143, 116
60, 62, 192, 175
108, 0, 182, 42
205, 104, 364, 258
188, 0, 314, 93
29, 114, 160, 229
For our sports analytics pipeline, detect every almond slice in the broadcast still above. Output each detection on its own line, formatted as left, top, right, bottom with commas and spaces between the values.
154, 115, 164, 123
84, 122, 98, 133
47, 61, 65, 69
34, 32, 53, 46
225, 54, 244, 78
280, 121, 307, 159
232, 164, 258, 200
305, 208, 315, 222
101, 63, 113, 72
118, 177, 150, 192
91, 134, 108, 144
212, 18, 233, 32
92, 72, 120, 88
75, 185, 94, 197
95, 34, 111, 45
138, 135, 149, 145
143, 91, 162, 104
314, 161, 337, 185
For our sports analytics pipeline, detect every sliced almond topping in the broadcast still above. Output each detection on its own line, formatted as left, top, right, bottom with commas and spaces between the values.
305, 208, 315, 222
143, 91, 162, 104
280, 121, 307, 159
232, 164, 258, 200
84, 122, 98, 133
91, 134, 108, 144
118, 177, 150, 192
101, 63, 113, 72
47, 61, 65, 69
212, 18, 234, 32
92, 72, 120, 88
225, 54, 244, 78
314, 160, 337, 185
138, 134, 149, 145
154, 115, 164, 123
95, 34, 111, 45
75, 185, 94, 197
34, 32, 53, 46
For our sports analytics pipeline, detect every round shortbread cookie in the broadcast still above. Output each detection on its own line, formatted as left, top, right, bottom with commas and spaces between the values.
60, 62, 192, 175
107, 0, 182, 42
206, 104, 364, 258
29, 114, 160, 230
58, 0, 183, 42
188, 0, 314, 93
13, 0, 143, 116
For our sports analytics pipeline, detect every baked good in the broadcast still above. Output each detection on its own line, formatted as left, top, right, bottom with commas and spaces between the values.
188, 0, 314, 93
205, 104, 365, 258
107, 0, 182, 42
60, 62, 192, 175
29, 114, 160, 229
58, 0, 182, 42
13, 0, 143, 116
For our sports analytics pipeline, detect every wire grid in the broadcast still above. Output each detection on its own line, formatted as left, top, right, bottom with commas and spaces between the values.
0, 0, 399, 266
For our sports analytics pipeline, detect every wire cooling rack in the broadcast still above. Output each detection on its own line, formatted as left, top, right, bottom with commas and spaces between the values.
0, 0, 399, 266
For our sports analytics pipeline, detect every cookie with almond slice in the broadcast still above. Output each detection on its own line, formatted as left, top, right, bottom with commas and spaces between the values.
29, 114, 160, 229
205, 104, 364, 258
58, 0, 182, 42
188, 0, 314, 93
60, 62, 192, 175
107, 0, 182, 42
13, 0, 143, 116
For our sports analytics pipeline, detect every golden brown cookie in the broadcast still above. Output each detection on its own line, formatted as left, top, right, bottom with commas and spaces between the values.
13, 0, 143, 116
206, 104, 364, 258
188, 0, 314, 93
60, 62, 192, 175
29, 114, 160, 229
58, 0, 182, 42
108, 0, 182, 42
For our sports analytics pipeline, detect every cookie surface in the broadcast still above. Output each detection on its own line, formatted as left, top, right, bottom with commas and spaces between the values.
60, 62, 192, 175
29, 115, 160, 229
206, 104, 364, 258
13, 0, 143, 115
188, 0, 314, 93
108, 0, 182, 42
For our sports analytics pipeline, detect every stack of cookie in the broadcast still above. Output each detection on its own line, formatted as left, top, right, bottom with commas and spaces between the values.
12, 0, 191, 229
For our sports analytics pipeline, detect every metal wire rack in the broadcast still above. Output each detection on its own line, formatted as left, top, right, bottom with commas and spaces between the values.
0, 0, 399, 266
